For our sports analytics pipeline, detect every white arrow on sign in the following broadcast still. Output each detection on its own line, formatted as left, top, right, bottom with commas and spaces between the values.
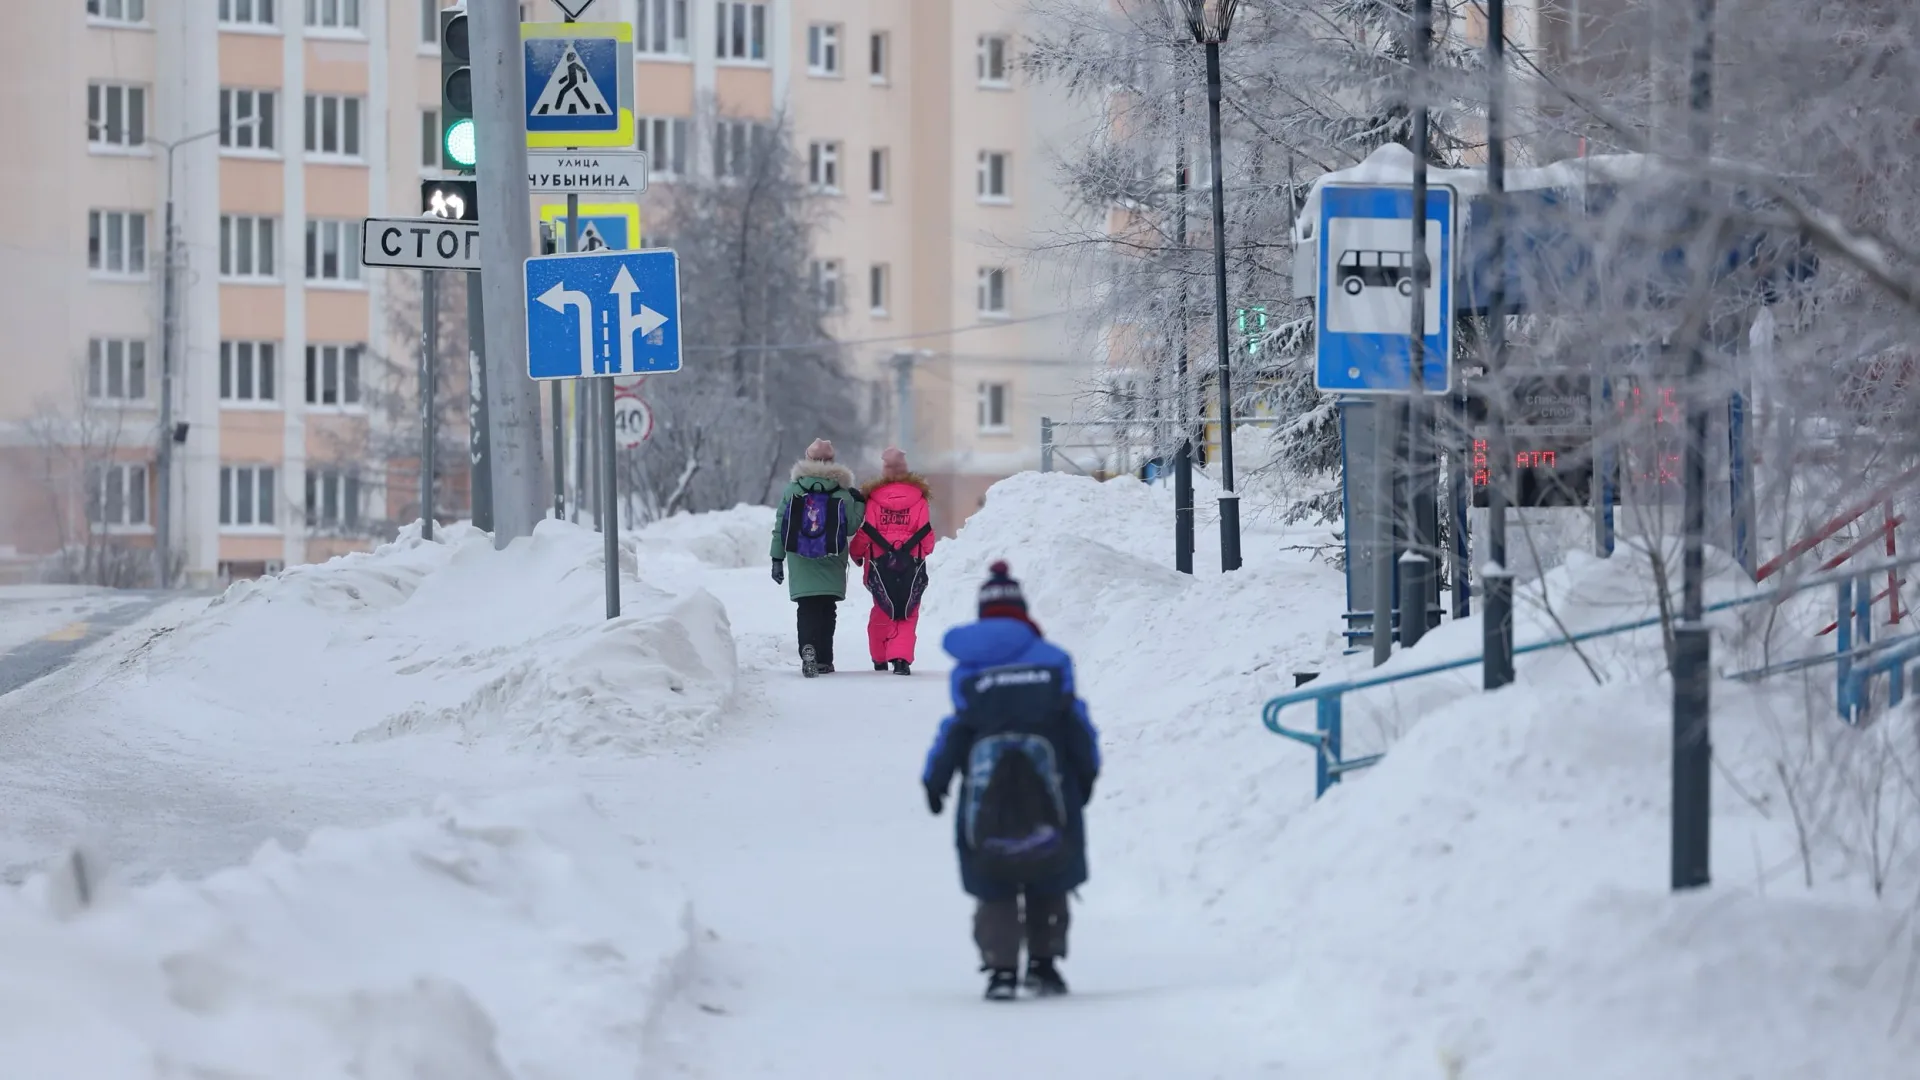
610, 265, 669, 375
536, 281, 597, 376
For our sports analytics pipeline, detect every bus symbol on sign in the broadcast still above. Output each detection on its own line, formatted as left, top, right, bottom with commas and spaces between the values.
1337, 249, 1414, 297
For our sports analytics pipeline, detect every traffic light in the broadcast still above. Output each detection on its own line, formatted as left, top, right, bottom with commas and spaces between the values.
439, 5, 475, 171
1235, 304, 1269, 357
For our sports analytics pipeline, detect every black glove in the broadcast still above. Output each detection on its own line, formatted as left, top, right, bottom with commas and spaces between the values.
771, 559, 784, 585
925, 785, 944, 815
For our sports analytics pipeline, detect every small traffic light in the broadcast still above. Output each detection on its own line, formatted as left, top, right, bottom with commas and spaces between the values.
420, 178, 479, 221
1236, 305, 1269, 357
440, 5, 474, 171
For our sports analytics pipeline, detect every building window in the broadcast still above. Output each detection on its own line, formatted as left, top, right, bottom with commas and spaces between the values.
303, 94, 364, 158
638, 116, 689, 177
304, 0, 361, 30
305, 343, 363, 407
977, 34, 1010, 85
978, 382, 1010, 432
220, 215, 277, 279
869, 32, 889, 81
977, 151, 1010, 202
807, 23, 841, 76
810, 259, 842, 312
219, 0, 275, 27
88, 210, 148, 276
808, 140, 840, 192
88, 338, 148, 402
306, 470, 363, 529
88, 0, 147, 24
714, 119, 765, 178
219, 465, 277, 527
305, 219, 363, 283
977, 266, 1008, 314
220, 341, 278, 403
715, 1, 767, 61
869, 263, 889, 316
418, 0, 438, 45
88, 463, 149, 526
219, 88, 276, 150
638, 0, 689, 55
869, 147, 888, 199
87, 83, 147, 149
420, 108, 439, 167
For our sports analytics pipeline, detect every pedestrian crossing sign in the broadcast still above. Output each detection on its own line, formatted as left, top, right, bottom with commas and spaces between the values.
538, 202, 642, 252
522, 21, 635, 150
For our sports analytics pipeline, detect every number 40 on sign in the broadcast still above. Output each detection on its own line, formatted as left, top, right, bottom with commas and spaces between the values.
612, 380, 653, 449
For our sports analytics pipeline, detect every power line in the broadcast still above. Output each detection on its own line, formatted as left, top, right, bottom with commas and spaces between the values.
681, 309, 1071, 355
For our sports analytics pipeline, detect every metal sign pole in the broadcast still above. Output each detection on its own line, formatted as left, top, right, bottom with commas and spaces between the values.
422, 269, 438, 540
601, 376, 620, 618
1400, 0, 1434, 649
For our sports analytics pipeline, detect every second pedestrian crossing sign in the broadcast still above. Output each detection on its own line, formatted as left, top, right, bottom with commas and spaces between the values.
522, 21, 635, 150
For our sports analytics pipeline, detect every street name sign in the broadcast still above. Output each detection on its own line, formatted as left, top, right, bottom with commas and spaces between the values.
1314, 183, 1456, 394
528, 150, 649, 194
360, 216, 482, 271
524, 248, 683, 380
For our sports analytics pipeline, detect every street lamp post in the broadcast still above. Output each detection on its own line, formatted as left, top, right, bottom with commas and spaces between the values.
1177, 0, 1244, 572
152, 124, 230, 590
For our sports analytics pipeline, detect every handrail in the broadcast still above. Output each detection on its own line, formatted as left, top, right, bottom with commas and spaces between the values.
1264, 549, 1920, 799
1755, 465, 1919, 581
1842, 633, 1920, 724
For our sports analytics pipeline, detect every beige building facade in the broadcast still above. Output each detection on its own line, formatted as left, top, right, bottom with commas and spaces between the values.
0, 0, 1093, 584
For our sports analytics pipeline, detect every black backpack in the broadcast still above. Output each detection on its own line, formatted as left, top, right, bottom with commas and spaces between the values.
859, 522, 932, 620
963, 732, 1073, 884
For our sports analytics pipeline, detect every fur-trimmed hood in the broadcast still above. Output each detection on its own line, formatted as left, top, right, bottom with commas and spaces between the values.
862, 473, 932, 501
790, 459, 856, 489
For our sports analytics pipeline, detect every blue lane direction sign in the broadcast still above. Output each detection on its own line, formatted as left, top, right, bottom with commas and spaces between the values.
1315, 184, 1456, 394
525, 248, 682, 380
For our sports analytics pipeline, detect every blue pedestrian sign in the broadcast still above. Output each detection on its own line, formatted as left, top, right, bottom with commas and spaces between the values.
522, 22, 636, 150
1315, 184, 1455, 394
524, 248, 683, 381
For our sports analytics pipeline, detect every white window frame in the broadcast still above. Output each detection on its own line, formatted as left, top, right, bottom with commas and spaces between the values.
420, 107, 439, 169
977, 266, 1009, 316
810, 259, 843, 313
87, 0, 148, 26
869, 31, 889, 83
713, 119, 766, 179
977, 382, 1011, 433
977, 34, 1010, 87
89, 463, 150, 529
305, 469, 364, 531
977, 150, 1011, 203
219, 465, 279, 529
303, 0, 363, 33
220, 341, 280, 406
808, 140, 841, 193
635, 0, 689, 56
305, 219, 364, 285
88, 338, 149, 403
807, 23, 841, 77
305, 343, 364, 409
303, 93, 364, 159
220, 215, 278, 281
88, 210, 149, 278
219, 88, 276, 153
87, 82, 147, 151
869, 263, 889, 317
418, 0, 438, 50
869, 147, 889, 200
218, 0, 277, 29
715, 1, 767, 63
638, 116, 689, 178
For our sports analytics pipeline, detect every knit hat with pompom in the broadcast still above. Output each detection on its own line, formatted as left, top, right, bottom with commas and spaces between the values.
977, 560, 1029, 621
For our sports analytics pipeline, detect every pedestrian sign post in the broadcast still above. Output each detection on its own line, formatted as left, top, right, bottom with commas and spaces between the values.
1314, 184, 1456, 395
537, 202, 639, 252
521, 21, 635, 151
524, 248, 683, 380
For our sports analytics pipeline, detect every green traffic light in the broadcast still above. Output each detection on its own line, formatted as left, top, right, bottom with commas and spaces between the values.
444, 118, 477, 169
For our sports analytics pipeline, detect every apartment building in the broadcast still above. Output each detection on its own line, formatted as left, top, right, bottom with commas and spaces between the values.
0, 0, 1093, 585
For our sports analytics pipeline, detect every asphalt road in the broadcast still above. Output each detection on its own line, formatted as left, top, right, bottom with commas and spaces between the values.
0, 592, 177, 699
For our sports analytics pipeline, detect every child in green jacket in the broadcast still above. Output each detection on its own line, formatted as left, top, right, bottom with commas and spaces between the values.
771, 439, 867, 676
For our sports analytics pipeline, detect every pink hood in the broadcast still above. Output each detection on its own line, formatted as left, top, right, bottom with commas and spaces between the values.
851, 477, 935, 560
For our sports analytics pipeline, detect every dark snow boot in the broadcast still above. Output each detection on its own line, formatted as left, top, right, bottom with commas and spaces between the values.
874, 661, 889, 671
891, 659, 911, 676
817, 662, 835, 674
801, 645, 819, 679
984, 968, 1019, 1001
1025, 959, 1068, 998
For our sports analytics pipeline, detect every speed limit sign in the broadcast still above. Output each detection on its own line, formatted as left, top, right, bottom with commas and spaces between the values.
613, 394, 654, 449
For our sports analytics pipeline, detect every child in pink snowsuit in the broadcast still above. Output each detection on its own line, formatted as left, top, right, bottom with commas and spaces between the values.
849, 447, 936, 675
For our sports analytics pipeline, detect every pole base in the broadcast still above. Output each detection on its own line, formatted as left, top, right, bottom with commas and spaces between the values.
1219, 494, 1242, 572
1670, 623, 1712, 890
1483, 567, 1515, 689
1398, 553, 1431, 648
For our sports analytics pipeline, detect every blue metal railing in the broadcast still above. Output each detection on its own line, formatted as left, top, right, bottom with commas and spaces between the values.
1265, 553, 1920, 799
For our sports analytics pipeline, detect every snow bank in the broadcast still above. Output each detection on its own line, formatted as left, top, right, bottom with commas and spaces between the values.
0, 789, 695, 1079
139, 519, 738, 755
626, 504, 776, 572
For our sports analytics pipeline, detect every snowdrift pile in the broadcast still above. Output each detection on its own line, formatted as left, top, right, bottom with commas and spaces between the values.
0, 790, 694, 1079
133, 520, 739, 755
626, 504, 776, 573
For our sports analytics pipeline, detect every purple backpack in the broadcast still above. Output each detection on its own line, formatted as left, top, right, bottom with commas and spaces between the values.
782, 488, 847, 559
